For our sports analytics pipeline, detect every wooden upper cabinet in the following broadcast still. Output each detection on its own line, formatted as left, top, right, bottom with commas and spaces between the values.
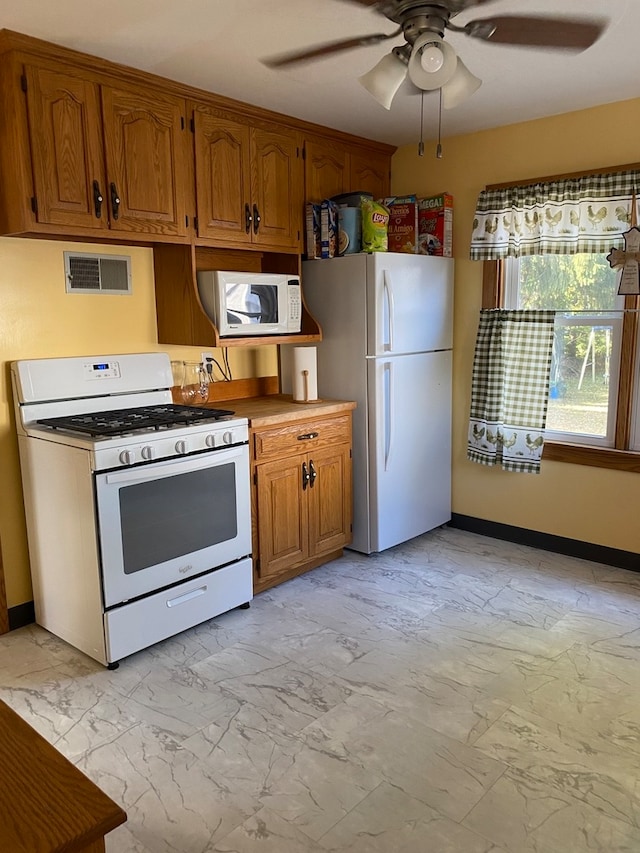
24, 64, 107, 230
193, 104, 302, 251
101, 85, 189, 237
20, 61, 189, 239
304, 137, 348, 202
349, 147, 391, 200
304, 135, 392, 203
0, 31, 393, 247
251, 126, 302, 250
193, 108, 251, 244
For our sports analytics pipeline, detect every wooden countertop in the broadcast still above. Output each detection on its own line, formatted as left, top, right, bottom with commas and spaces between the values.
207, 394, 356, 428
0, 699, 126, 852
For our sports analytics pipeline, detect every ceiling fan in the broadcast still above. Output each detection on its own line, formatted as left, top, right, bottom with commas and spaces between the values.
264, 1, 606, 111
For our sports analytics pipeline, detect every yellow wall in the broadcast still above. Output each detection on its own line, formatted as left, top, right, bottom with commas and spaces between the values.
392, 96, 640, 555
0, 237, 276, 608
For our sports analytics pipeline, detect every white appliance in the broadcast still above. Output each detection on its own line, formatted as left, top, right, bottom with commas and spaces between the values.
290, 252, 453, 554
196, 270, 302, 336
11, 352, 253, 667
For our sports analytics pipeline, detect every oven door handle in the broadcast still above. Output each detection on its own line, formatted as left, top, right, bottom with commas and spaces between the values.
103, 447, 245, 485
166, 585, 207, 607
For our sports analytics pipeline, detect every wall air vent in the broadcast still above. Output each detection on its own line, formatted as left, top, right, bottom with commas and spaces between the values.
64, 252, 132, 295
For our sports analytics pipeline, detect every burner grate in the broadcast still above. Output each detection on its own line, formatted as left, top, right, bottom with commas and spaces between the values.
37, 404, 235, 437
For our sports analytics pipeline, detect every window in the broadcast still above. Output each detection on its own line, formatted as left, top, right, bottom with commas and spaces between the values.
473, 164, 640, 470
504, 254, 624, 448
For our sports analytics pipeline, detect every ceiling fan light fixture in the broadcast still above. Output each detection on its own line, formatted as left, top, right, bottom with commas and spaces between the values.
420, 43, 445, 73
408, 33, 457, 91
441, 57, 482, 109
358, 48, 409, 110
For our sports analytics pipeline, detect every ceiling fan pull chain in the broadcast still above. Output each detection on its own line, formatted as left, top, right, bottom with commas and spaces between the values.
418, 90, 425, 157
436, 88, 443, 159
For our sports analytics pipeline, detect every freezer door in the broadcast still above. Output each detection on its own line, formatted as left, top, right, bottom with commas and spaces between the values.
367, 253, 453, 356
366, 350, 452, 553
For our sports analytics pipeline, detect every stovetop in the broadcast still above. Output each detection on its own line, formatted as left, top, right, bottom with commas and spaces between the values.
37, 404, 235, 438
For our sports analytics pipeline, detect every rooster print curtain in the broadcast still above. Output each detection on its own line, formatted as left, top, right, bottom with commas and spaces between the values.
470, 170, 640, 260
468, 310, 555, 474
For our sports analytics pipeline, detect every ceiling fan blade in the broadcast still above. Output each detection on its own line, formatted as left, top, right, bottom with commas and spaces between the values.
263, 30, 400, 69
464, 15, 606, 51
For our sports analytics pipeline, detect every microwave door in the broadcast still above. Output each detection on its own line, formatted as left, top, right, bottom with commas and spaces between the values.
226, 284, 278, 326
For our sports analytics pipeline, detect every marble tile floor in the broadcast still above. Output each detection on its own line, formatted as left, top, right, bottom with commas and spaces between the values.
2, 527, 640, 852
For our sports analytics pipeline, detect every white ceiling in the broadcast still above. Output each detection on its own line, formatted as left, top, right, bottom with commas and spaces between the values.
0, 0, 636, 147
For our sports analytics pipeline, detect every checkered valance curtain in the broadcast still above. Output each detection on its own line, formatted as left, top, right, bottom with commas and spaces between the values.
470, 169, 640, 260
468, 310, 555, 474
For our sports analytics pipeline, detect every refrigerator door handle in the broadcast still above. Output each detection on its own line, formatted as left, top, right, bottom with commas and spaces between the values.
383, 361, 394, 471
382, 270, 394, 352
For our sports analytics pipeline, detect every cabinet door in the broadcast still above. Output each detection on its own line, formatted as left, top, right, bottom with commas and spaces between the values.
101, 85, 189, 237
251, 126, 302, 250
256, 454, 308, 580
308, 444, 352, 557
25, 65, 107, 230
193, 107, 252, 245
304, 137, 348, 202
349, 148, 391, 200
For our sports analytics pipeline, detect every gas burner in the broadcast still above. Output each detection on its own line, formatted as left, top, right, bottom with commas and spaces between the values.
37, 404, 235, 437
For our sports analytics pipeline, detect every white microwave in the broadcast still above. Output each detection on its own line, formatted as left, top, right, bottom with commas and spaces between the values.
197, 270, 302, 337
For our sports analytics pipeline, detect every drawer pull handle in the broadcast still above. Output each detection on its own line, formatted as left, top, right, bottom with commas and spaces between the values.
166, 586, 207, 607
297, 432, 319, 441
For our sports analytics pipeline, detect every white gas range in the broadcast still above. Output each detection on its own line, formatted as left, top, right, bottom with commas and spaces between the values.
12, 352, 253, 667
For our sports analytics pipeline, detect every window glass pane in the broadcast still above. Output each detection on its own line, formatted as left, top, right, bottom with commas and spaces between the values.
546, 324, 613, 438
505, 254, 621, 446
516, 255, 619, 311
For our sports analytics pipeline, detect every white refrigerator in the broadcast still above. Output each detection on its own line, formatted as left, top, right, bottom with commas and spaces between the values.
288, 252, 454, 554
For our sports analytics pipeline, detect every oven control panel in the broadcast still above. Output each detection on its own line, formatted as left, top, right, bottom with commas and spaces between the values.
84, 361, 121, 380
91, 419, 249, 471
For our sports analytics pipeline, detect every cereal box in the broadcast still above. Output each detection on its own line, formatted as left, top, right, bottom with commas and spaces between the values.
305, 202, 321, 260
382, 196, 418, 254
320, 199, 338, 259
417, 193, 453, 257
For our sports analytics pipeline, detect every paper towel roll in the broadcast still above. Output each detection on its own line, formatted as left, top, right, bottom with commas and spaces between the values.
291, 346, 318, 402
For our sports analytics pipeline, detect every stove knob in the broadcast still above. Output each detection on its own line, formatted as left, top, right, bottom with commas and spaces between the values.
119, 450, 135, 465
223, 430, 233, 445
141, 446, 155, 461
205, 434, 216, 448
175, 440, 188, 454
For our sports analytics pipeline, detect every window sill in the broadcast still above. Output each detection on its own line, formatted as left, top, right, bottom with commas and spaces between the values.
543, 441, 640, 472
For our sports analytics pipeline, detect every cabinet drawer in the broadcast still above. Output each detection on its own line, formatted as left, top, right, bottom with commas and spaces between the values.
253, 415, 351, 461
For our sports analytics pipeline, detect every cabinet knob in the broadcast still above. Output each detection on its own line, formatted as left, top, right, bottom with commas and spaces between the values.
92, 180, 103, 218
110, 183, 121, 220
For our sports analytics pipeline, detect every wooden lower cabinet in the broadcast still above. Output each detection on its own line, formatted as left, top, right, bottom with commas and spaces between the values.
249, 407, 354, 593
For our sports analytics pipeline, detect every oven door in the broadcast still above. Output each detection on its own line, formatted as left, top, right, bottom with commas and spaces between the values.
95, 444, 251, 608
